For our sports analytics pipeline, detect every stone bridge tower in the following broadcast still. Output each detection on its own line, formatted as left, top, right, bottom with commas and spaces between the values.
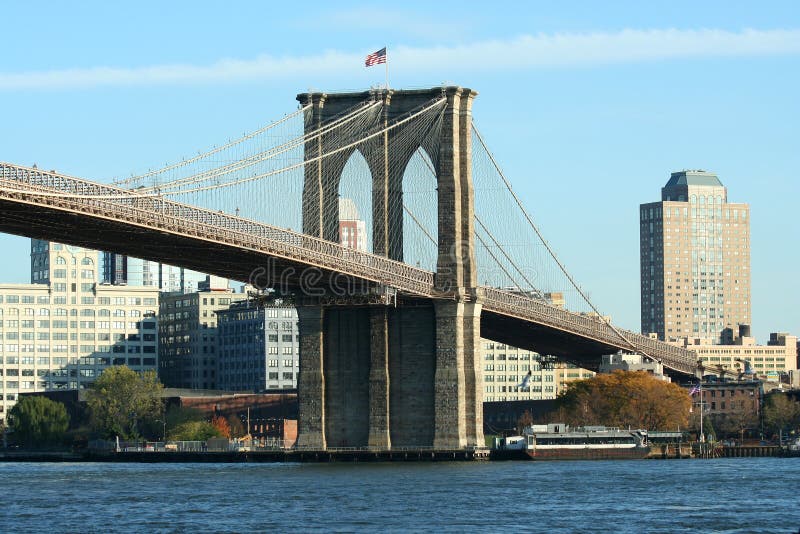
294, 87, 483, 450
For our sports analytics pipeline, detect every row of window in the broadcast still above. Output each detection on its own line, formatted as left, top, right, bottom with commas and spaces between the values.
484, 375, 554, 382
0, 309, 155, 318
484, 385, 555, 393
0, 344, 156, 355
0, 295, 156, 306
1, 331, 152, 340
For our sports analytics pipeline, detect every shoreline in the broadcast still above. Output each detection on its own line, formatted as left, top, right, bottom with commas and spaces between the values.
1, 445, 794, 463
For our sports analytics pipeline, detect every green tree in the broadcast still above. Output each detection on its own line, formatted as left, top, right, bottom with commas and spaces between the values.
85, 366, 163, 439
168, 420, 224, 441
763, 393, 800, 438
8, 396, 69, 448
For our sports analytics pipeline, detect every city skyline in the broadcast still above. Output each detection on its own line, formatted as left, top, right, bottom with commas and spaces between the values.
1, 1, 797, 340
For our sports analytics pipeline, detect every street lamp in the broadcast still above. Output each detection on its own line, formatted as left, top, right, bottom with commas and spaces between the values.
155, 419, 167, 443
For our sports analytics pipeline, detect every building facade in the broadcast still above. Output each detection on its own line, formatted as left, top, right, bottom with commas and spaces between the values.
671, 332, 798, 381
216, 301, 299, 391
1, 241, 159, 416
599, 352, 670, 381
482, 340, 594, 402
338, 197, 367, 251
158, 289, 245, 389
688, 380, 762, 421
640, 170, 750, 342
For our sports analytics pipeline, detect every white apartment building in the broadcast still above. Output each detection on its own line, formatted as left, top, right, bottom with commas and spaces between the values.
482, 340, 595, 402
0, 240, 159, 417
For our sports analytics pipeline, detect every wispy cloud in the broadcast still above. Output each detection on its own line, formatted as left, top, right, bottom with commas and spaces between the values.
1, 28, 798, 90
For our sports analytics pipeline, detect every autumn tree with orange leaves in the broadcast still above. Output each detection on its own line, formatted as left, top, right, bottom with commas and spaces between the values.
211, 415, 231, 439
556, 370, 691, 430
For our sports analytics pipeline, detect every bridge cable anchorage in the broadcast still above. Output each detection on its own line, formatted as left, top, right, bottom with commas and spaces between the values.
135, 101, 382, 194
471, 124, 655, 361
155, 98, 446, 197
112, 104, 312, 187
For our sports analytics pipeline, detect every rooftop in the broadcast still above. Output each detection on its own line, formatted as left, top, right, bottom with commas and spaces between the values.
664, 170, 723, 188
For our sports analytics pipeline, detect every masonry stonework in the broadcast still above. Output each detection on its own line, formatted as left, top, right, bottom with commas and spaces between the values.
295, 87, 483, 451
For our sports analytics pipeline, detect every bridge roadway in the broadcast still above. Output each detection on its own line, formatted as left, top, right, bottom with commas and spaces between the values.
0, 162, 697, 375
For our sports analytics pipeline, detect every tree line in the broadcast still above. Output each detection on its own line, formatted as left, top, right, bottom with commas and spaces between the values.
4, 366, 245, 449
522, 370, 800, 440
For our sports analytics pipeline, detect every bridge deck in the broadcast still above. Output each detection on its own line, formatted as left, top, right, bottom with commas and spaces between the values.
0, 162, 697, 375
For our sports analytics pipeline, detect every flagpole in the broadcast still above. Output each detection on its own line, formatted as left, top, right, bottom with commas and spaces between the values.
385, 47, 389, 89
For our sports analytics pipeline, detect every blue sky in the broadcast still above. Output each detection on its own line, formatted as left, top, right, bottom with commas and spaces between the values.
1, 1, 798, 340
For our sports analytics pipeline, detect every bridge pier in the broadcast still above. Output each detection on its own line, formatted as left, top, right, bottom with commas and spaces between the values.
433, 299, 484, 449
368, 308, 391, 449
296, 297, 482, 451
296, 306, 326, 450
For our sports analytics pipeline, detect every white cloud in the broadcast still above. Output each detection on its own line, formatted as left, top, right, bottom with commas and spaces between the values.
1, 28, 798, 90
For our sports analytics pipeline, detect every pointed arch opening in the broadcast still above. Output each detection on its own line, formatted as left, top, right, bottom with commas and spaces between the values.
337, 149, 373, 253
400, 148, 438, 271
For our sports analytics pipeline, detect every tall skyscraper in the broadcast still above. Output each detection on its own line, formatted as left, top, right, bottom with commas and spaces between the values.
640, 170, 750, 343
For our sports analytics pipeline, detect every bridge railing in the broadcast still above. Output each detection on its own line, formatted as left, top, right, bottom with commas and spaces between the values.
482, 287, 697, 372
0, 163, 436, 297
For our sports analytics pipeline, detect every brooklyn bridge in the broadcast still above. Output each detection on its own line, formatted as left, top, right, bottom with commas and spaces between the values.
0, 86, 697, 450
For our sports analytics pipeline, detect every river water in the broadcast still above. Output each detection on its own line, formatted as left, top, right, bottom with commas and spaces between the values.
0, 458, 798, 532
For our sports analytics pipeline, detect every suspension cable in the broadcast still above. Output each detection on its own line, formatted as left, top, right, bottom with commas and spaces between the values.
139, 101, 382, 193
114, 105, 311, 186
472, 123, 653, 360
164, 98, 447, 197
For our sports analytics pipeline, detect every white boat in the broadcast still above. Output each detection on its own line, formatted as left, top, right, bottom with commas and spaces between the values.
494, 423, 650, 460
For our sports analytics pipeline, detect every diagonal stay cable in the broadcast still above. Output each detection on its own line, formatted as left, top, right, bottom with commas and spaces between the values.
473, 214, 541, 296
472, 123, 655, 361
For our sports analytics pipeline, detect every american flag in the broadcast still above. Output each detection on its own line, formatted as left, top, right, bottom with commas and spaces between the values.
365, 47, 387, 67
689, 384, 701, 396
